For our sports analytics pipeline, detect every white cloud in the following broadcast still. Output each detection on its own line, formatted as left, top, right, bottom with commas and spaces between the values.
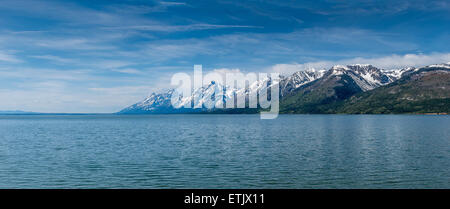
30, 55, 75, 63
91, 60, 134, 69
271, 62, 332, 75
36, 38, 115, 51
89, 85, 152, 95
104, 24, 262, 32
347, 53, 450, 69
111, 68, 142, 74
211, 68, 243, 76
159, 1, 187, 6
0, 85, 154, 113
270, 52, 450, 75
0, 51, 21, 63
0, 67, 93, 81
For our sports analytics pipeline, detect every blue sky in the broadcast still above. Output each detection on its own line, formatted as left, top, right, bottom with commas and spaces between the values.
0, 0, 449, 112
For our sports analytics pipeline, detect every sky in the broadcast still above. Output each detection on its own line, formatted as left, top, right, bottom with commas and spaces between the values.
0, 0, 449, 113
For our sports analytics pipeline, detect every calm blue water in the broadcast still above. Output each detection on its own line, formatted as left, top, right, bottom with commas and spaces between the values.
0, 114, 448, 188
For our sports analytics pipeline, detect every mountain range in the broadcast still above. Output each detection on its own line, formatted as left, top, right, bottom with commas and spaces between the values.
119, 63, 450, 114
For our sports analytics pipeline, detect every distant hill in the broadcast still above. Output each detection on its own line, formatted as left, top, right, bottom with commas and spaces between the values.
0, 110, 38, 114
336, 65, 450, 114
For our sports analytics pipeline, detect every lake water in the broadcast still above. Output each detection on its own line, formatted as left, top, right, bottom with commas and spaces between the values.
0, 114, 448, 188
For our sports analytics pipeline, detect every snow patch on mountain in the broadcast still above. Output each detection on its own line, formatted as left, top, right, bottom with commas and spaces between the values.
279, 69, 325, 96
383, 67, 415, 79
427, 63, 450, 69
327, 64, 394, 91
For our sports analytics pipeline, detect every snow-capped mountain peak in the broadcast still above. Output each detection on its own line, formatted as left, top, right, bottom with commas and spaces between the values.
279, 69, 325, 96
120, 63, 446, 114
427, 63, 450, 69
326, 64, 391, 91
